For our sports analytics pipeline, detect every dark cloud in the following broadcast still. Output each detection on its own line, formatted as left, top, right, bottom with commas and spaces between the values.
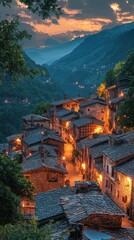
0, 0, 134, 48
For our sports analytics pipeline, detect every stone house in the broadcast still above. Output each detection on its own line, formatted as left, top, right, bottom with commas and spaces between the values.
21, 145, 67, 194
54, 108, 79, 141
7, 133, 23, 153
70, 116, 104, 143
22, 114, 50, 130
22, 127, 65, 158
114, 159, 134, 220
76, 135, 109, 183
79, 99, 108, 132
102, 140, 134, 220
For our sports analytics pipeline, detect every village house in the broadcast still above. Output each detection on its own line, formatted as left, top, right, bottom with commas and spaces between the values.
34, 182, 124, 230
102, 138, 134, 220
7, 133, 23, 154
70, 116, 104, 144
22, 114, 50, 130
79, 98, 109, 132
54, 108, 79, 141
76, 135, 109, 184
22, 127, 65, 158
21, 144, 67, 194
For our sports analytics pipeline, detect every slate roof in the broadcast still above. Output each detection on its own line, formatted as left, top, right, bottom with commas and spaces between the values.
71, 116, 104, 128
103, 142, 134, 162
80, 135, 109, 149
22, 114, 49, 121
21, 151, 67, 174
35, 187, 75, 221
110, 96, 125, 104
80, 99, 107, 108
56, 108, 72, 118
61, 193, 124, 224
0, 143, 8, 153
23, 127, 64, 146
7, 133, 23, 141
29, 144, 58, 157
61, 113, 79, 121
90, 142, 109, 159
52, 97, 85, 106
114, 158, 134, 178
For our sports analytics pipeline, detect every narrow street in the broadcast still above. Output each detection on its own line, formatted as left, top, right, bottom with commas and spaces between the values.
64, 143, 82, 186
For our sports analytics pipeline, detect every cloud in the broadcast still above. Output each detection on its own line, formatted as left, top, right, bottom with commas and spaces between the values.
0, 0, 134, 48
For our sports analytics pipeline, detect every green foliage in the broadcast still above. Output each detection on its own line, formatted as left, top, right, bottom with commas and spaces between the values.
32, 101, 51, 115
116, 51, 134, 129
0, 220, 53, 240
117, 99, 134, 130
103, 69, 116, 87
0, 0, 61, 82
0, 154, 34, 225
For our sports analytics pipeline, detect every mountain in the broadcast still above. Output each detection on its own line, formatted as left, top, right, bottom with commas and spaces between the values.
48, 22, 134, 97
24, 37, 85, 65
0, 55, 63, 142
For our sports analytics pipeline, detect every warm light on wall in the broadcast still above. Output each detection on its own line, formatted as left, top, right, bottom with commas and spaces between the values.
126, 177, 132, 187
16, 138, 21, 144
99, 174, 102, 182
62, 156, 66, 160
94, 126, 103, 134
66, 121, 69, 128
119, 91, 124, 97
70, 135, 73, 140
82, 162, 86, 170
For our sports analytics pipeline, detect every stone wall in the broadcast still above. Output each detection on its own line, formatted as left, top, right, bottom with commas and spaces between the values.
24, 168, 65, 194
80, 214, 122, 228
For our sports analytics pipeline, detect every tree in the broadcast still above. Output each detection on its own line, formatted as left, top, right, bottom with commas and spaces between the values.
103, 69, 116, 87
0, 220, 53, 240
97, 83, 106, 99
32, 101, 51, 115
0, 0, 61, 82
0, 154, 34, 225
116, 51, 134, 130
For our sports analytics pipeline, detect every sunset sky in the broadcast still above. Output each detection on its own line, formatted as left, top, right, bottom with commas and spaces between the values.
1, 0, 134, 48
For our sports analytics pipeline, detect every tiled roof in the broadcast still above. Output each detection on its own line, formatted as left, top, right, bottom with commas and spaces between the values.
22, 114, 49, 121
21, 151, 67, 174
35, 187, 75, 221
114, 158, 134, 178
52, 97, 85, 106
61, 193, 124, 224
82, 135, 109, 149
61, 113, 79, 121
56, 108, 72, 118
71, 116, 104, 128
7, 133, 23, 141
23, 127, 64, 146
29, 144, 58, 157
80, 99, 107, 108
0, 143, 8, 153
90, 142, 109, 159
103, 142, 134, 162
110, 96, 124, 104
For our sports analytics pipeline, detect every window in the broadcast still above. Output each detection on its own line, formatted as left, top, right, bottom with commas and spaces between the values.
25, 175, 30, 180
88, 109, 90, 111
101, 109, 104, 113
48, 173, 58, 182
106, 179, 109, 188
116, 190, 120, 199
111, 168, 115, 178
106, 165, 109, 174
122, 195, 127, 203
